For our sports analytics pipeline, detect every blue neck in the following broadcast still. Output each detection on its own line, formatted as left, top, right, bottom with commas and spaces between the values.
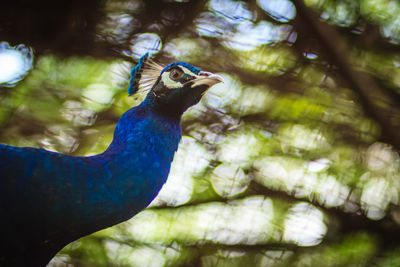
88, 99, 182, 226
105, 98, 181, 154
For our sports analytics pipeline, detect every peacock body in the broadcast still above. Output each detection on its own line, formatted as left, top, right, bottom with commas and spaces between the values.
0, 53, 223, 266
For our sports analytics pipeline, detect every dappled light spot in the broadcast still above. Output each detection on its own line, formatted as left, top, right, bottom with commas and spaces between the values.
316, 174, 350, 207
257, 0, 296, 23
151, 137, 212, 206
126, 244, 181, 267
304, 51, 319, 59
210, 163, 249, 198
278, 124, 331, 151
208, 0, 252, 23
283, 203, 327, 246
361, 0, 400, 43
128, 33, 162, 59
195, 8, 295, 49
129, 196, 275, 245
361, 177, 392, 220
319, 1, 358, 27
365, 142, 399, 171
61, 101, 97, 126
83, 83, 115, 107
361, 143, 400, 218
128, 211, 161, 241
165, 38, 211, 61
98, 13, 138, 44
107, 61, 133, 89
223, 21, 295, 50
255, 156, 350, 208
235, 85, 273, 116
381, 21, 400, 44
0, 42, 33, 87
42, 125, 79, 153
201, 199, 273, 245
306, 158, 331, 172
103, 240, 134, 265
203, 73, 241, 110
47, 255, 72, 266
217, 131, 264, 167
292, 171, 319, 199
255, 157, 310, 195
195, 12, 232, 38
255, 158, 289, 189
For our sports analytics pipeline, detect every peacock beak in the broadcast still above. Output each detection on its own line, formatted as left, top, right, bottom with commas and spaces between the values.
192, 71, 224, 87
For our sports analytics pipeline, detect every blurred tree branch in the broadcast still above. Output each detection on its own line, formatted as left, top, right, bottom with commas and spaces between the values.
292, 0, 400, 150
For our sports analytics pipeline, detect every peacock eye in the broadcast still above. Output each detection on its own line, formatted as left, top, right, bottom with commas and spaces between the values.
169, 68, 184, 81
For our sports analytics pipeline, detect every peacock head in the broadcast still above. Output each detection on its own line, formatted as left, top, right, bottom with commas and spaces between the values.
128, 53, 223, 116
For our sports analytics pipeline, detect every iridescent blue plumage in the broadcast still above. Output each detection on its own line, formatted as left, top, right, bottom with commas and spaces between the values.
127, 52, 149, 95
0, 54, 223, 266
162, 62, 201, 75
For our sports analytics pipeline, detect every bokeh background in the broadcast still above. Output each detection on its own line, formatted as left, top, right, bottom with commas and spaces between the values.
1, 0, 400, 266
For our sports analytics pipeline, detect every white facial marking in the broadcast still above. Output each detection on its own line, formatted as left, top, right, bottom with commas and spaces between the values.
161, 71, 181, 89
181, 67, 198, 76
161, 66, 198, 89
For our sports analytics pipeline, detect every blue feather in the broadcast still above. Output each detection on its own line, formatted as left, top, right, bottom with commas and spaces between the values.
162, 62, 201, 74
128, 52, 150, 95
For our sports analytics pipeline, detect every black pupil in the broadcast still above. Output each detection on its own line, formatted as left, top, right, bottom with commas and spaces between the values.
171, 68, 182, 79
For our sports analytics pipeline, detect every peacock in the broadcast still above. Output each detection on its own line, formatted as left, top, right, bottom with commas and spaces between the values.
0, 53, 223, 266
